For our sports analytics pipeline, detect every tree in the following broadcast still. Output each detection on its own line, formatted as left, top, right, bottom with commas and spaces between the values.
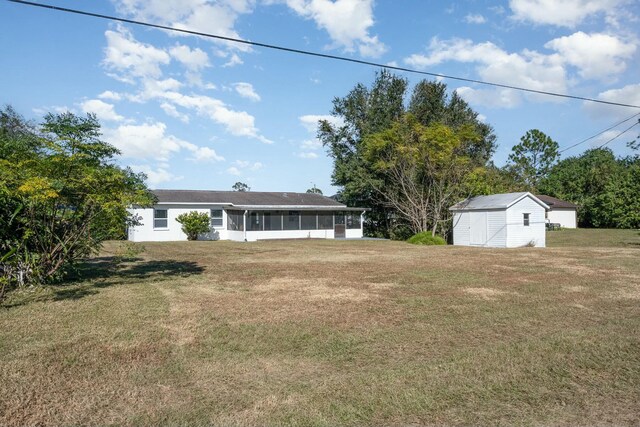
540, 148, 639, 228
232, 182, 250, 192
363, 114, 480, 236
319, 71, 496, 237
176, 211, 211, 240
0, 107, 154, 293
507, 129, 559, 192
306, 185, 323, 194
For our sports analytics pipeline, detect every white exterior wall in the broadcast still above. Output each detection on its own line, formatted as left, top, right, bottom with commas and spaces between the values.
128, 205, 364, 242
486, 210, 507, 247
452, 212, 470, 246
547, 208, 577, 228
505, 197, 546, 248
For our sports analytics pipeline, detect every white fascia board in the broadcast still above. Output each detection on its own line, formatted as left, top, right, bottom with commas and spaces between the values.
506, 192, 550, 210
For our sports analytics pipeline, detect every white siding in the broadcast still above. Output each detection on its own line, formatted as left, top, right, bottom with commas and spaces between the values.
486, 210, 507, 247
452, 212, 470, 246
548, 208, 577, 228
505, 197, 546, 247
128, 206, 363, 242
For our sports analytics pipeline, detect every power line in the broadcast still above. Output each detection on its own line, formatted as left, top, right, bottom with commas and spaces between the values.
6, 0, 640, 110
559, 112, 640, 154
596, 120, 640, 149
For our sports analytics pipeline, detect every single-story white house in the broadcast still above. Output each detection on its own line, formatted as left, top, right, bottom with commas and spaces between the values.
536, 195, 578, 228
449, 192, 549, 248
128, 190, 367, 242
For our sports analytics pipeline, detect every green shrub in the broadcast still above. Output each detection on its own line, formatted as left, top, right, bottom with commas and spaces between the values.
407, 232, 446, 245
176, 211, 211, 241
389, 224, 414, 241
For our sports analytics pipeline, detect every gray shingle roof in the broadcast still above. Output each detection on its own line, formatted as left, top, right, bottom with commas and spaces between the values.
449, 192, 549, 211
152, 189, 347, 207
535, 195, 578, 209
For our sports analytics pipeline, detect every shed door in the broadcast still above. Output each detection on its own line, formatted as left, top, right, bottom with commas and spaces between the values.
470, 212, 487, 246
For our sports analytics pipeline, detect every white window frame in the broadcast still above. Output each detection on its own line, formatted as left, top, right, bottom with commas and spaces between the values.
154, 209, 168, 229
210, 208, 223, 227
523, 213, 530, 226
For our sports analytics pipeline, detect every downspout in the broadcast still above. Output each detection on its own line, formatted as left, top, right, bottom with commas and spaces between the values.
243, 210, 248, 242
361, 211, 365, 238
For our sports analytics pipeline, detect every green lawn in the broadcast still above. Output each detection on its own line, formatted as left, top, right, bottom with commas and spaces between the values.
1, 229, 639, 426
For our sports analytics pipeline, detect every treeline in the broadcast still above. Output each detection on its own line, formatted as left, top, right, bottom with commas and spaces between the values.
0, 106, 154, 298
320, 71, 639, 238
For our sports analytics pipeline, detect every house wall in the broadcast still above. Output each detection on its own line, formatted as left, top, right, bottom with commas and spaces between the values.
128, 205, 364, 242
548, 208, 577, 228
505, 197, 546, 247
486, 210, 507, 247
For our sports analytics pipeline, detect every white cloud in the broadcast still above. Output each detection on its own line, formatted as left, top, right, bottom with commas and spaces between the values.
509, 0, 625, 27
285, 0, 387, 57
404, 38, 567, 107
299, 114, 343, 132
112, 0, 254, 53
233, 82, 261, 101
233, 160, 263, 170
98, 90, 122, 101
129, 164, 182, 186
103, 26, 171, 83
105, 121, 225, 163
169, 44, 210, 71
80, 99, 124, 122
298, 151, 318, 159
226, 166, 242, 176
160, 102, 190, 123
584, 83, 640, 119
301, 139, 323, 150
464, 14, 487, 24
544, 32, 636, 80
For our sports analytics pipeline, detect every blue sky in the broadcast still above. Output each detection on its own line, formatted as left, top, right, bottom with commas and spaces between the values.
2, 0, 639, 194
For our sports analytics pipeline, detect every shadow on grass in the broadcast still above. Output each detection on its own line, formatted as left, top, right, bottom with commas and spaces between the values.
2, 257, 205, 308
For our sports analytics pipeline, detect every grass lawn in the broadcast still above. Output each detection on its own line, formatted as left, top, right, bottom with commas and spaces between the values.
1, 229, 639, 426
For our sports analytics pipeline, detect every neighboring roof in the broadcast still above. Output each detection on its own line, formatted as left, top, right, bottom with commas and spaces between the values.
151, 190, 367, 210
449, 192, 550, 211
535, 195, 578, 209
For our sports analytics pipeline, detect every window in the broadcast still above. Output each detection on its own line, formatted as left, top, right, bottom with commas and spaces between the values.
264, 211, 283, 230
284, 211, 300, 230
301, 212, 317, 230
210, 209, 223, 227
318, 212, 333, 229
154, 209, 168, 229
523, 213, 530, 226
346, 212, 361, 229
249, 211, 261, 231
334, 212, 345, 225
227, 210, 244, 231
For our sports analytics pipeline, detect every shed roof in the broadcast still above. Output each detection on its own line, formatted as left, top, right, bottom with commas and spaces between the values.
535, 195, 578, 209
449, 192, 549, 211
151, 190, 366, 210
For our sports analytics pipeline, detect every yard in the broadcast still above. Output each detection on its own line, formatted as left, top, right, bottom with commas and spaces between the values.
1, 229, 639, 426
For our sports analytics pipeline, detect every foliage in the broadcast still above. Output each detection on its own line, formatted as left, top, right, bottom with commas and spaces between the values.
232, 182, 250, 192
507, 129, 559, 192
176, 211, 211, 240
319, 71, 496, 237
363, 114, 480, 236
540, 148, 640, 228
406, 231, 446, 245
0, 106, 154, 295
306, 185, 323, 194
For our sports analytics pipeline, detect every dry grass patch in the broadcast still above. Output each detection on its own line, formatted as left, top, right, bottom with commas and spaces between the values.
1, 229, 639, 426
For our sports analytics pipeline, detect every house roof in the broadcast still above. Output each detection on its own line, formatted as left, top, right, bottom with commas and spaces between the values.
535, 195, 578, 209
449, 192, 549, 211
151, 190, 366, 210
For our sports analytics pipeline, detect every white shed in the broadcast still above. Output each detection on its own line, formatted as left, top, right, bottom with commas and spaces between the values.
449, 192, 549, 248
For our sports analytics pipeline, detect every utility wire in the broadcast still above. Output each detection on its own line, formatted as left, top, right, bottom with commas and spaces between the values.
596, 120, 640, 149
559, 112, 640, 153
6, 0, 640, 110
